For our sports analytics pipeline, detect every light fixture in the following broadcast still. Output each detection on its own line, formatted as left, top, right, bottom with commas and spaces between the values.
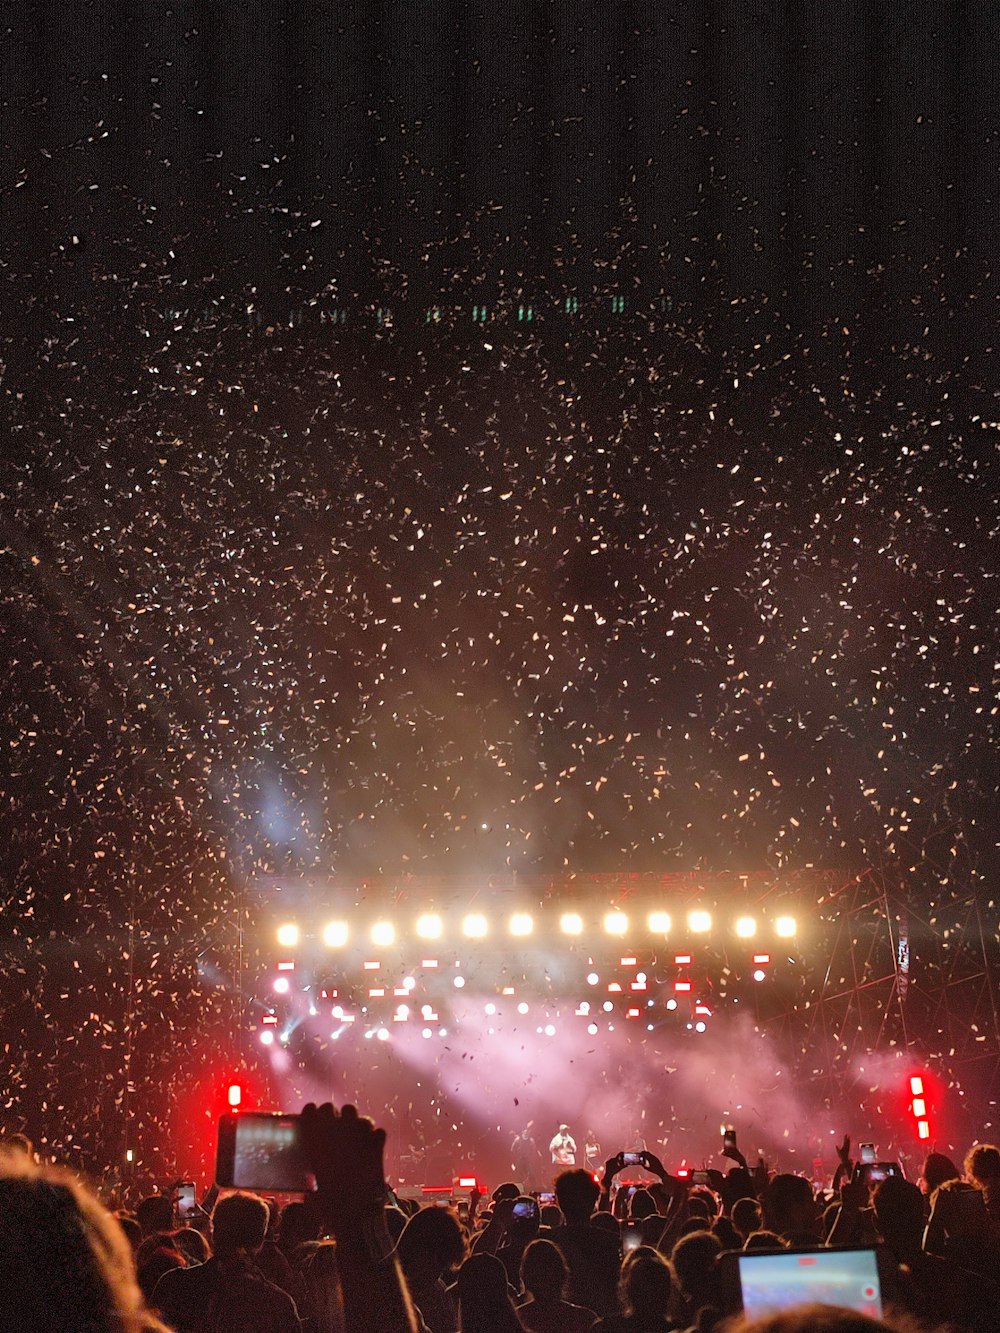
604, 911, 628, 936
509, 912, 534, 937
560, 912, 584, 935
323, 920, 349, 948
647, 911, 672, 934
735, 916, 757, 939
276, 923, 299, 948
371, 921, 395, 948
416, 913, 443, 940
462, 913, 489, 938
774, 915, 797, 939
688, 910, 711, 934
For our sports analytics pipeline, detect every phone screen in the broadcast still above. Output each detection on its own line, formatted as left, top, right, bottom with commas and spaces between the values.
176, 1181, 197, 1221
622, 1152, 642, 1166
513, 1200, 539, 1220
723, 1129, 737, 1150
860, 1143, 876, 1165
623, 1223, 642, 1251
216, 1112, 315, 1192
737, 1248, 882, 1318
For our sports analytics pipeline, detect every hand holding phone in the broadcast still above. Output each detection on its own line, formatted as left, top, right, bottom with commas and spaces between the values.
622, 1151, 643, 1167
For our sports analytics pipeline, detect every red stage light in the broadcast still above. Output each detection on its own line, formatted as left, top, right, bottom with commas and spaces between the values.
458, 1176, 477, 1188
227, 1082, 242, 1109
909, 1075, 924, 1097
908, 1072, 932, 1141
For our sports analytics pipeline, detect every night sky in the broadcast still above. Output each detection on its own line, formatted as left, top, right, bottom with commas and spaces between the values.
2, 3, 998, 1175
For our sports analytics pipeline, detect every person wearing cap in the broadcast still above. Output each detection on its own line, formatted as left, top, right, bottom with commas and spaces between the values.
549, 1125, 577, 1166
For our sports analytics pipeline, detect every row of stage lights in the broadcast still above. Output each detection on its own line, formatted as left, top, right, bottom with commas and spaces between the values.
274, 909, 799, 951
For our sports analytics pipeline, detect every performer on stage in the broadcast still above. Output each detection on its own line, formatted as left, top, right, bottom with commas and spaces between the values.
584, 1129, 601, 1172
549, 1123, 577, 1166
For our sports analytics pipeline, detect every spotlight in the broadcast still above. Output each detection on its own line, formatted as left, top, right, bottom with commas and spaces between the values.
775, 915, 797, 939
666, 998, 678, 1011
560, 912, 584, 935
587, 1022, 599, 1035
462, 913, 489, 939
416, 913, 443, 940
323, 920, 349, 948
376, 1028, 390, 1041
454, 976, 466, 989
259, 1030, 275, 1046
509, 912, 533, 937
735, 916, 757, 939
587, 972, 599, 986
604, 911, 628, 936
371, 921, 395, 947
695, 1021, 707, 1033
422, 1028, 432, 1039
753, 969, 766, 982
484, 1002, 497, 1015
517, 1002, 529, 1015
544, 1024, 556, 1036
687, 910, 711, 934
273, 976, 290, 994
648, 911, 672, 934
276, 923, 299, 948
602, 1001, 614, 1013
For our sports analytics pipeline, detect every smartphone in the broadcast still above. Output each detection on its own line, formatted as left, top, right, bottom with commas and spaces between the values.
176, 1180, 198, 1222
860, 1143, 876, 1165
623, 1222, 642, 1252
215, 1112, 315, 1193
720, 1247, 885, 1318
537, 1191, 557, 1205
723, 1128, 737, 1151
622, 1151, 643, 1167
691, 1170, 712, 1186
512, 1199, 540, 1221
858, 1161, 902, 1187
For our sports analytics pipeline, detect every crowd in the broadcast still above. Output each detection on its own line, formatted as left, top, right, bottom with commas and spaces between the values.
3, 1108, 1000, 1333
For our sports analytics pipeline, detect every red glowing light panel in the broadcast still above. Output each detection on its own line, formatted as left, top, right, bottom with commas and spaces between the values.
227, 1083, 242, 1109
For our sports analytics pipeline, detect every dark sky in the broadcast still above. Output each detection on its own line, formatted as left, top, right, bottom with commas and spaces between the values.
2, 3, 998, 1169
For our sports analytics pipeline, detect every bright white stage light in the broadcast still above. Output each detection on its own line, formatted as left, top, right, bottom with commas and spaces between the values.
259, 1030, 275, 1046
416, 913, 443, 940
273, 976, 290, 994
403, 976, 416, 990
688, 910, 712, 934
602, 1000, 614, 1013
587, 1022, 599, 1035
377, 1028, 390, 1041
604, 911, 628, 936
509, 912, 534, 937
323, 920, 349, 948
462, 913, 489, 939
578, 1001, 590, 1014
666, 998, 678, 1011
544, 1024, 556, 1036
695, 1021, 707, 1033
647, 911, 672, 934
587, 972, 599, 986
484, 1002, 496, 1015
276, 923, 299, 948
560, 912, 584, 935
422, 1028, 433, 1039
453, 976, 466, 989
371, 920, 395, 947
517, 1001, 529, 1015
735, 916, 756, 939
753, 968, 766, 982
775, 915, 797, 938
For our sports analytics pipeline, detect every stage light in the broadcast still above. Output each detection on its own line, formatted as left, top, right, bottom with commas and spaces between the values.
484, 1002, 496, 1015
377, 1028, 390, 1041
688, 910, 711, 934
227, 1082, 242, 1109
560, 912, 584, 935
675, 980, 691, 992
587, 1022, 599, 1035
371, 921, 395, 947
544, 1024, 556, 1036
604, 911, 628, 936
666, 998, 678, 1011
602, 1000, 614, 1012
422, 1028, 433, 1039
322, 920, 349, 948
509, 912, 534, 937
454, 976, 466, 989
416, 913, 443, 940
125, 1148, 134, 1164
259, 1030, 275, 1046
753, 969, 766, 982
463, 913, 489, 938
395, 1004, 410, 1020
403, 976, 416, 990
775, 915, 797, 938
517, 1001, 529, 1014
648, 911, 671, 934
587, 972, 599, 985
276, 923, 299, 948
577, 1001, 590, 1014
332, 1005, 343, 1018
273, 976, 290, 994
909, 1075, 924, 1096
912, 1098, 926, 1117
438, 1028, 448, 1037
735, 916, 757, 939
695, 1021, 707, 1033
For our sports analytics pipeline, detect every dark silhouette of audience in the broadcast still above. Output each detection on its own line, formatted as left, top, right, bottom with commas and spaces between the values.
4, 1112, 1000, 1333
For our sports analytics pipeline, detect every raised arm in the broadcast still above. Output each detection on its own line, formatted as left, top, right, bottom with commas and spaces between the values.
300, 1101, 419, 1333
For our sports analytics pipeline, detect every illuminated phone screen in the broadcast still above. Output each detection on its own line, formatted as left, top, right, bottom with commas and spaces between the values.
738, 1249, 882, 1319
